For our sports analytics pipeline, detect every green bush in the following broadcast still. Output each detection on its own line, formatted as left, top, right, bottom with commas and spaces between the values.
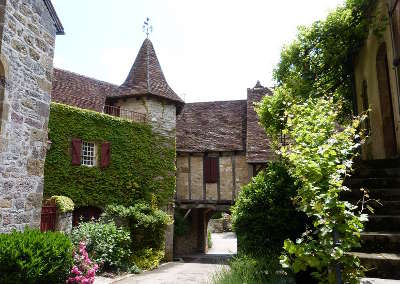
71, 220, 132, 272
212, 255, 294, 284
131, 248, 164, 271
103, 202, 172, 250
232, 161, 307, 256
0, 229, 73, 284
50, 195, 74, 213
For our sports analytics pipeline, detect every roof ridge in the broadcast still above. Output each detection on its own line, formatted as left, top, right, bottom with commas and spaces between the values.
185, 99, 247, 104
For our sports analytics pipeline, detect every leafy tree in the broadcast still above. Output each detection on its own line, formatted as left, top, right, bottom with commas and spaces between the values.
273, 0, 379, 117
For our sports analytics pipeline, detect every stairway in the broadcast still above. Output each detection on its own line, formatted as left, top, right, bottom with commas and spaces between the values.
346, 158, 400, 279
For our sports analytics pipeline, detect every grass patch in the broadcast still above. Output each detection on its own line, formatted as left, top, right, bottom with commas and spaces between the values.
212, 255, 294, 284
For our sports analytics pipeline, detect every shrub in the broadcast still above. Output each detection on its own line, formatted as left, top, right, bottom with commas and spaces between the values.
232, 161, 307, 256
103, 202, 172, 250
71, 220, 131, 272
212, 255, 294, 284
50, 195, 74, 213
131, 248, 164, 271
0, 229, 73, 284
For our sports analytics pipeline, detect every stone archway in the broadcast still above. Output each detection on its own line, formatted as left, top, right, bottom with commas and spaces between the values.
376, 42, 397, 158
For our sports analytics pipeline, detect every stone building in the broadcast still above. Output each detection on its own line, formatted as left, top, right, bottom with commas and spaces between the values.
0, 0, 63, 233
354, 0, 400, 160
348, 0, 400, 278
49, 37, 273, 257
173, 82, 273, 255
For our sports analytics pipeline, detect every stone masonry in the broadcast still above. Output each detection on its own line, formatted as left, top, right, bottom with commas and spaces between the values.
0, 0, 61, 233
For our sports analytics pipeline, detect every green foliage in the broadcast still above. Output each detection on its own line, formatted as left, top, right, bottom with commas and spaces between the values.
208, 230, 213, 249
50, 195, 74, 213
258, 95, 367, 282
71, 220, 132, 272
232, 161, 307, 256
174, 209, 190, 236
212, 255, 294, 284
103, 202, 172, 250
273, 0, 379, 117
0, 229, 73, 284
44, 103, 176, 208
131, 248, 165, 271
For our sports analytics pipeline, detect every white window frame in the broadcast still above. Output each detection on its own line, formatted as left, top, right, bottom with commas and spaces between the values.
81, 141, 97, 167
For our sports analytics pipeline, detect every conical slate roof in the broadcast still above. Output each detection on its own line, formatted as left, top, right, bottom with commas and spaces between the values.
118, 39, 184, 106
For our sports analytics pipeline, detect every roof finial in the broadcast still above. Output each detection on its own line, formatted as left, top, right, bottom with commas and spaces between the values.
143, 17, 153, 38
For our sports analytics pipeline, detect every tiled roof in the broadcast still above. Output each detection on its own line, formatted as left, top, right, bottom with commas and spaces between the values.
114, 39, 184, 107
176, 100, 247, 152
176, 82, 274, 163
246, 82, 274, 163
51, 68, 119, 112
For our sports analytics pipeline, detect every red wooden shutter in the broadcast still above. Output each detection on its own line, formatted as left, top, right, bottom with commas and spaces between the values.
204, 156, 218, 183
71, 138, 82, 165
101, 142, 111, 168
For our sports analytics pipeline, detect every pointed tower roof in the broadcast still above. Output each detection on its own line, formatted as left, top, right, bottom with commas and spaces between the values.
117, 39, 184, 107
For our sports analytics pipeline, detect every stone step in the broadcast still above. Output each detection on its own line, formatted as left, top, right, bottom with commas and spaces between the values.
357, 158, 400, 169
343, 188, 400, 201
346, 177, 400, 189
351, 252, 400, 279
355, 232, 400, 253
344, 199, 400, 215
365, 216, 400, 232
353, 167, 400, 178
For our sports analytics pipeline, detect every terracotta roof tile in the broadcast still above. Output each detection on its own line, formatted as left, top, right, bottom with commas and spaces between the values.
51, 68, 119, 112
176, 100, 247, 152
114, 39, 184, 107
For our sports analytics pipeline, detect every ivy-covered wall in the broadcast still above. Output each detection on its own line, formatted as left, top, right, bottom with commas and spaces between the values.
44, 103, 176, 208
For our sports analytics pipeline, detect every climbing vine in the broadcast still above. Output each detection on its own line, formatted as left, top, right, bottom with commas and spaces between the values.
44, 103, 176, 208
255, 0, 381, 282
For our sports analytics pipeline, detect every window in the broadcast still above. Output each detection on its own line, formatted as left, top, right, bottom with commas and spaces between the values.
204, 156, 218, 183
81, 141, 96, 167
71, 139, 110, 168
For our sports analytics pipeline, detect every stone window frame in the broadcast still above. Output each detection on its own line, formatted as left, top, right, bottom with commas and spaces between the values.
80, 141, 97, 167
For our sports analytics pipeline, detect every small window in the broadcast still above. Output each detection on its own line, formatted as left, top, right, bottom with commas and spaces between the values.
81, 141, 96, 167
204, 156, 218, 183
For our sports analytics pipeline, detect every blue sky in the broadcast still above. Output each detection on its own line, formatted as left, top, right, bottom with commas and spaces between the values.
52, 0, 344, 102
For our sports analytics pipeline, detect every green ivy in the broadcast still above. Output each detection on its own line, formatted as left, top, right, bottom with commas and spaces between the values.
44, 103, 176, 209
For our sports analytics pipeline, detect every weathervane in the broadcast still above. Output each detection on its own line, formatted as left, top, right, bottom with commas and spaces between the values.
143, 17, 153, 38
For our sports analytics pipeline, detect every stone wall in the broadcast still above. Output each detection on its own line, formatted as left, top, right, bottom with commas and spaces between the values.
354, 0, 400, 159
0, 0, 57, 232
176, 152, 251, 202
115, 97, 176, 137
174, 208, 212, 256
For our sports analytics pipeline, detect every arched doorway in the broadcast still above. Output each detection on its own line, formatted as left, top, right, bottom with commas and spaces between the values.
376, 43, 397, 158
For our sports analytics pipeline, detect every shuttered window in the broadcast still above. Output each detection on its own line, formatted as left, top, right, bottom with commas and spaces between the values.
71, 138, 82, 165
204, 156, 218, 183
101, 142, 111, 168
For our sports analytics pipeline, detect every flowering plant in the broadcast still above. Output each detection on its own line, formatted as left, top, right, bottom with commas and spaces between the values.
67, 242, 99, 284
